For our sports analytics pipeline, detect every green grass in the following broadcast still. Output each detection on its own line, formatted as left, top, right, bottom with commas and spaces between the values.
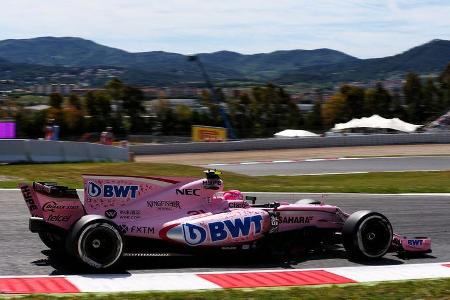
1, 162, 450, 193
7, 278, 450, 299
15, 95, 49, 105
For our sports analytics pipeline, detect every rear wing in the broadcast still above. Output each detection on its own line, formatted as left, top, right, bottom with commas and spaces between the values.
20, 182, 85, 230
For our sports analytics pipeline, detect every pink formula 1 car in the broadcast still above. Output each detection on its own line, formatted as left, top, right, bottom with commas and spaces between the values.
20, 170, 431, 269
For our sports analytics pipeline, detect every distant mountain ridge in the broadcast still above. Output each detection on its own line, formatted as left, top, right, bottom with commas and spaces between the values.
0, 37, 449, 87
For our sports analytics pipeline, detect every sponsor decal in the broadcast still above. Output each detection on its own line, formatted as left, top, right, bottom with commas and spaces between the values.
408, 239, 423, 246
183, 223, 207, 245
118, 209, 140, 220
47, 214, 70, 222
130, 226, 154, 234
42, 201, 78, 212
268, 213, 280, 233
105, 209, 117, 219
229, 202, 249, 208
21, 185, 37, 211
119, 224, 128, 234
176, 189, 200, 196
147, 200, 181, 210
202, 179, 222, 188
209, 215, 263, 242
278, 216, 313, 224
182, 215, 264, 245
87, 182, 139, 199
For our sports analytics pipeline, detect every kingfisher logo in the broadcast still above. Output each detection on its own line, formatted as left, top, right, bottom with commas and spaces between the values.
87, 182, 139, 199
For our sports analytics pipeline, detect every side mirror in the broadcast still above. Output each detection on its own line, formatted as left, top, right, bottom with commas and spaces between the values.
245, 196, 257, 205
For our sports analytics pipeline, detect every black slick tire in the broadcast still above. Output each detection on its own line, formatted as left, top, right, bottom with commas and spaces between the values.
66, 215, 123, 269
342, 210, 393, 260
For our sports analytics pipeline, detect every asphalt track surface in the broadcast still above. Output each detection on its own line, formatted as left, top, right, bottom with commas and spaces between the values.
1, 190, 448, 276
208, 156, 450, 176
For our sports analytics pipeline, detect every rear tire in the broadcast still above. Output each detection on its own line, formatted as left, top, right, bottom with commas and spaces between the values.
342, 210, 392, 260
66, 215, 123, 269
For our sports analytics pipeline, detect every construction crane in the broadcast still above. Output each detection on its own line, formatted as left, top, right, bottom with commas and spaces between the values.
188, 55, 237, 139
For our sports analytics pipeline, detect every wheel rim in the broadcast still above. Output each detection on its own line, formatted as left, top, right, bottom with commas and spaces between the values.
78, 223, 123, 268
357, 215, 392, 258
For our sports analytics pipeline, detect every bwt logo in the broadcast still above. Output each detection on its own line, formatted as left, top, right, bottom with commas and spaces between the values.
407, 239, 423, 246
182, 215, 264, 245
182, 223, 207, 245
87, 182, 139, 198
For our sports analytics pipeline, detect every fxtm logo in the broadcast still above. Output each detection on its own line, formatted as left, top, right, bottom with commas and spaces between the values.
182, 215, 264, 245
88, 182, 139, 198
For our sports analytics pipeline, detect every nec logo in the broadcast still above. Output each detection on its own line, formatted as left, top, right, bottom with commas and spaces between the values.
88, 182, 139, 199
176, 188, 200, 196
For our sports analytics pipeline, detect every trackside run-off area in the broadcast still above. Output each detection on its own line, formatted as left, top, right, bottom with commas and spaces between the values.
1, 262, 450, 295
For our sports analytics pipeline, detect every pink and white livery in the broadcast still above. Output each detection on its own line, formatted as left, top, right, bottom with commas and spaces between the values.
20, 170, 431, 269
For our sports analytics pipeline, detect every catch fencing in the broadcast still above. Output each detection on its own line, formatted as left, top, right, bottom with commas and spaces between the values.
0, 139, 129, 163
130, 132, 450, 155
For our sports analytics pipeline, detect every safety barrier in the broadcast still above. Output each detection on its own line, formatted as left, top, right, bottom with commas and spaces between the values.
130, 132, 450, 155
0, 139, 129, 163
0, 139, 29, 163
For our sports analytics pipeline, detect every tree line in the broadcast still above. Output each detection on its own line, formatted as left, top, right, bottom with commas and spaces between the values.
7, 62, 450, 139
319, 63, 450, 130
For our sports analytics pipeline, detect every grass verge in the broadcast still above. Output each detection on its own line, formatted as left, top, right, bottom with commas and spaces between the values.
8, 278, 450, 300
1, 162, 450, 193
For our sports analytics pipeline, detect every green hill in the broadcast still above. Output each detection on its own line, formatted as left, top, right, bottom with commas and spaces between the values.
0, 37, 449, 87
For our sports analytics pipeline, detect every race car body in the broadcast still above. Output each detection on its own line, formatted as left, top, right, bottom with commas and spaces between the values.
20, 170, 431, 269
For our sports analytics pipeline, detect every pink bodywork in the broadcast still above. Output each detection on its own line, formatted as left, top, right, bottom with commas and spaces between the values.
20, 175, 431, 252
20, 183, 85, 230
393, 234, 431, 253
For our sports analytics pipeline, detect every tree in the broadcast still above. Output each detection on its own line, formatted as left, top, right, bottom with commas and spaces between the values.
106, 78, 125, 100
49, 93, 64, 109
340, 85, 365, 119
305, 102, 323, 131
83, 91, 112, 132
155, 100, 177, 135
321, 92, 347, 127
438, 63, 450, 109
175, 105, 193, 135
122, 86, 145, 132
403, 73, 424, 123
363, 83, 392, 117
63, 105, 84, 135
423, 77, 444, 120
391, 92, 407, 121
68, 94, 82, 110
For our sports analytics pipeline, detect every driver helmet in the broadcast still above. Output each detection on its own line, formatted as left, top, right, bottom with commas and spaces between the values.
223, 190, 244, 200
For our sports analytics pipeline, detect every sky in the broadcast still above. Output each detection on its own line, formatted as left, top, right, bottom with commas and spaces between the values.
0, 0, 449, 58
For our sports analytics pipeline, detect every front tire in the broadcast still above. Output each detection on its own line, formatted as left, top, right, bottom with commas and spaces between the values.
66, 215, 123, 269
342, 210, 393, 260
